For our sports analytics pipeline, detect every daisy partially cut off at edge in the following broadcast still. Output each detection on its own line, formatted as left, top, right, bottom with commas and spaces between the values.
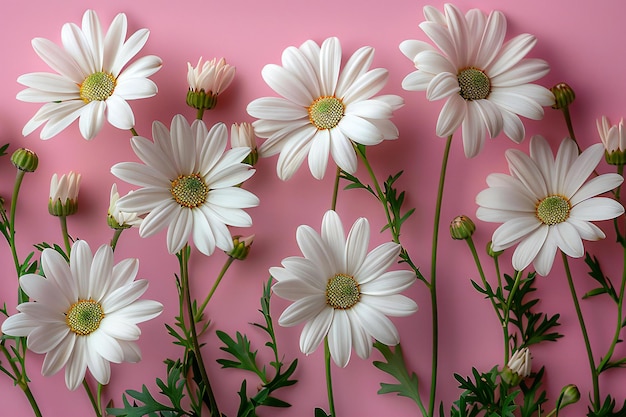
400, 3, 554, 158
271, 210, 417, 367
111, 114, 259, 256
1, 240, 163, 390
476, 135, 624, 276
17, 9, 162, 140
247, 36, 404, 181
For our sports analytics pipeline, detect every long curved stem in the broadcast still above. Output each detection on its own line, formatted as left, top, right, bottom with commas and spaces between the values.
82, 379, 103, 417
426, 134, 453, 417
59, 215, 71, 256
561, 251, 600, 409
180, 246, 220, 416
502, 269, 523, 362
195, 256, 235, 322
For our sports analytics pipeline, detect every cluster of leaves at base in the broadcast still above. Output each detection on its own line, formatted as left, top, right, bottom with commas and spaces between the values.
448, 366, 547, 417
587, 395, 626, 417
216, 277, 297, 417
107, 276, 296, 417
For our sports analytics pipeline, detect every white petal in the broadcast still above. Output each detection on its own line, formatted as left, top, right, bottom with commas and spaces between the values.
352, 302, 399, 345
279, 295, 327, 327
360, 271, 416, 295
308, 130, 330, 180
511, 226, 549, 272
354, 242, 400, 285
328, 310, 352, 367
360, 294, 418, 317
436, 94, 466, 138
299, 307, 333, 355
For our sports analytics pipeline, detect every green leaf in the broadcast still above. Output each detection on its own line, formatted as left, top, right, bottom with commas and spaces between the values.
373, 341, 421, 405
216, 330, 264, 379
315, 408, 331, 417
584, 252, 619, 303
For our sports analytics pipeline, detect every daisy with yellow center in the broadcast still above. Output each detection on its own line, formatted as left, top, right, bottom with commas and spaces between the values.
400, 4, 555, 157
1, 240, 163, 390
247, 37, 404, 180
111, 114, 259, 256
476, 136, 624, 276
17, 10, 162, 140
271, 210, 417, 367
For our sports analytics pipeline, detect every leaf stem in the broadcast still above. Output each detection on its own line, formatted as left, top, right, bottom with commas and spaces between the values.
195, 256, 235, 322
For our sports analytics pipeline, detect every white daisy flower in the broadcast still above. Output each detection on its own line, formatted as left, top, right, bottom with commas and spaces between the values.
17, 10, 162, 140
247, 37, 404, 180
400, 4, 554, 157
111, 114, 259, 256
187, 57, 235, 96
476, 135, 624, 276
1, 240, 163, 390
108, 183, 142, 229
271, 210, 417, 367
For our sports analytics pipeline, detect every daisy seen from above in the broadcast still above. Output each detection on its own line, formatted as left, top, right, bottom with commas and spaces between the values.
271, 210, 417, 367
475, 135, 624, 276
1, 240, 163, 390
247, 36, 404, 180
17, 9, 162, 140
111, 114, 259, 256
400, 3, 554, 157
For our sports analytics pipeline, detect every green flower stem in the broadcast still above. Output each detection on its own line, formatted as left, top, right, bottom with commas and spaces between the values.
58, 215, 71, 256
465, 237, 503, 323
502, 269, 523, 362
195, 256, 236, 322
8, 170, 26, 274
331, 166, 341, 211
82, 379, 103, 417
424, 133, 453, 417
597, 242, 626, 374
180, 245, 221, 416
561, 251, 600, 409
324, 338, 337, 417
196, 108, 205, 120
130, 127, 138, 137
110, 228, 124, 252
0, 343, 42, 417
560, 107, 578, 151
612, 165, 624, 245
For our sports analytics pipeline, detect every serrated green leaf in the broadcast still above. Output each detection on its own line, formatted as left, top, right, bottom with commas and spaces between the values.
372, 341, 421, 405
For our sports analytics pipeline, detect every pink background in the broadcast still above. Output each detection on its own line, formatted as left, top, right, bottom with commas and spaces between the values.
1, 0, 625, 416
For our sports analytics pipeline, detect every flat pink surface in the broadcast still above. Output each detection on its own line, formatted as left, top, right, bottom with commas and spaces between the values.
1, 0, 625, 416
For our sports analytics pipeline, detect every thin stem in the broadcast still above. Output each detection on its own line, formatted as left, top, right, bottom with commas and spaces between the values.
58, 215, 71, 256
130, 127, 138, 137
597, 243, 626, 372
82, 379, 103, 417
502, 269, 523, 362
180, 246, 220, 416
1, 343, 43, 417
8, 170, 26, 274
561, 251, 600, 409
427, 134, 453, 417
465, 237, 503, 323
196, 108, 205, 120
195, 256, 235, 322
110, 228, 124, 252
324, 338, 336, 417
560, 107, 578, 149
331, 166, 341, 211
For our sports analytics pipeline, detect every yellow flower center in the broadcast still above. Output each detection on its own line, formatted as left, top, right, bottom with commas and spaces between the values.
66, 299, 104, 336
171, 174, 209, 208
326, 273, 360, 309
536, 195, 571, 225
308, 96, 345, 130
457, 67, 491, 101
79, 72, 116, 103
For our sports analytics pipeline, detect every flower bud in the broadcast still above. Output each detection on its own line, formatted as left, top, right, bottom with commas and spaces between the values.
227, 235, 254, 260
186, 57, 235, 111
597, 116, 626, 166
107, 184, 142, 230
486, 241, 503, 258
501, 347, 531, 386
11, 148, 38, 172
550, 83, 575, 110
48, 172, 81, 216
450, 215, 475, 240
231, 122, 258, 166
556, 384, 580, 410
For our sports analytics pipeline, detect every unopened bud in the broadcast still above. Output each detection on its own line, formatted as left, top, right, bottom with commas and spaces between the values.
450, 215, 475, 240
11, 148, 39, 172
486, 241, 503, 258
227, 235, 254, 260
556, 384, 580, 410
501, 347, 531, 386
551, 83, 575, 110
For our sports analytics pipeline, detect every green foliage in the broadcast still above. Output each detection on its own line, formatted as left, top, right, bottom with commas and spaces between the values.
373, 341, 422, 406
0, 143, 9, 157
587, 395, 626, 417
216, 277, 297, 416
314, 408, 331, 417
583, 252, 619, 303
519, 367, 547, 417
504, 273, 563, 348
107, 361, 191, 417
